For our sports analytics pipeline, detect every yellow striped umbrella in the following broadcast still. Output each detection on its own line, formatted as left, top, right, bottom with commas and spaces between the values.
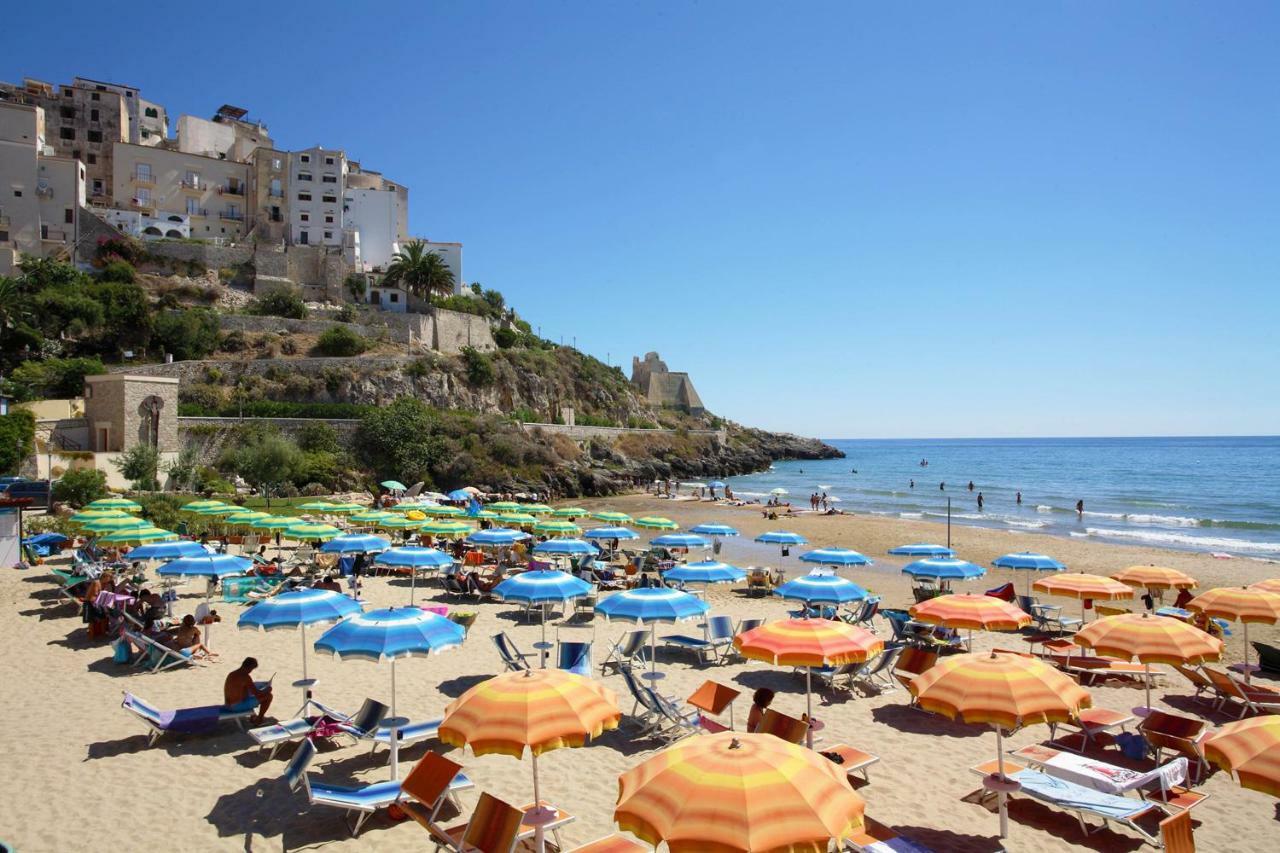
419, 519, 474, 538
487, 501, 524, 513
591, 510, 633, 524
1187, 586, 1280, 683
615, 732, 865, 852
520, 503, 554, 515
1203, 716, 1280, 799
908, 651, 1091, 838
440, 669, 621, 849
1250, 578, 1280, 595
1034, 572, 1134, 623
533, 520, 581, 538
735, 619, 882, 747
551, 506, 588, 518
910, 593, 1032, 646
283, 522, 342, 542
85, 497, 142, 512
498, 512, 538, 527
69, 508, 131, 526
1110, 565, 1198, 591
635, 516, 678, 530
1074, 612, 1223, 708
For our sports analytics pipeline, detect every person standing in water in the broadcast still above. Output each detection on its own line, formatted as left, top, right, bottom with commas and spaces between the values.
1016, 491, 1022, 505
1076, 499, 1085, 518
910, 479, 915, 489
977, 492, 984, 511
939, 482, 945, 491
968, 481, 974, 492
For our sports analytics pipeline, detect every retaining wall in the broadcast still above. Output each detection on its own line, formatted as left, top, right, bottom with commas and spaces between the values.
520, 422, 726, 443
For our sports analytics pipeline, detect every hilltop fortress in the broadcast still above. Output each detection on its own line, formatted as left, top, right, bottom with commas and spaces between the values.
630, 352, 705, 414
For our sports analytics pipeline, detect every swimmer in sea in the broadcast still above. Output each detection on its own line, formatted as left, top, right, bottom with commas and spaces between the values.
1016, 491, 1022, 505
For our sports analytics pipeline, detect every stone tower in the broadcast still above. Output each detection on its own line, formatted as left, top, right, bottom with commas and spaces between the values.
630, 352, 705, 414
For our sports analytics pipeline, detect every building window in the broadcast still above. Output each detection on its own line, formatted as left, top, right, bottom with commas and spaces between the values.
13, 190, 22, 198
272, 157, 282, 170
91, 92, 100, 101
141, 130, 151, 139
297, 172, 312, 182
135, 163, 152, 182
92, 179, 104, 195
136, 188, 151, 206
322, 174, 337, 183
186, 197, 200, 215
269, 178, 282, 197
0, 230, 8, 242
184, 171, 200, 189
60, 127, 75, 140
63, 89, 73, 98
325, 157, 334, 165
64, 208, 74, 224
390, 292, 399, 303
90, 108, 99, 121
87, 130, 102, 143
324, 231, 333, 239
324, 215, 334, 224
297, 192, 311, 202
144, 107, 158, 118
300, 213, 309, 222
41, 224, 49, 239
60, 106, 75, 119
87, 153, 97, 164
299, 154, 310, 163
322, 194, 336, 203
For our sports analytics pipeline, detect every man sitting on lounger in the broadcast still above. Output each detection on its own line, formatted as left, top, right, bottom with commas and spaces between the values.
168, 614, 218, 661
224, 657, 273, 725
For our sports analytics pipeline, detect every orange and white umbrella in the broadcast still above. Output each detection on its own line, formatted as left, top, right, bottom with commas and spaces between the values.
1187, 586, 1280, 683
440, 669, 621, 851
735, 619, 883, 747
1110, 565, 1198, 592
1074, 612, 1223, 708
1203, 716, 1280, 799
616, 731, 865, 851
909, 651, 1091, 837
1034, 573, 1134, 622
1249, 578, 1280, 595
910, 594, 1031, 647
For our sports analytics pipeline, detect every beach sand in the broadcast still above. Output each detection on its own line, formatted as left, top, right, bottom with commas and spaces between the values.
4, 495, 1279, 852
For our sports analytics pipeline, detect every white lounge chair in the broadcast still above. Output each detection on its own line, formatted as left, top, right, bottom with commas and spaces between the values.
121, 692, 251, 747
124, 629, 201, 673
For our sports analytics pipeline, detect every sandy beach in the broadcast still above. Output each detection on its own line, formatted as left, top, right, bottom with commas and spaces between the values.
4, 496, 1279, 852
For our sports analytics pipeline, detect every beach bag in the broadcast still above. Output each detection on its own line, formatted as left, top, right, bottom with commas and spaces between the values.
113, 637, 132, 664
1116, 732, 1148, 761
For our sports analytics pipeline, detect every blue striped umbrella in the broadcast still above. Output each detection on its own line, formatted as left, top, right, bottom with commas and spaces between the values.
754, 530, 808, 545
314, 607, 465, 779
774, 573, 869, 606
238, 589, 362, 701
889, 543, 955, 558
800, 548, 873, 567
127, 540, 208, 561
690, 523, 739, 537
902, 558, 987, 582
663, 560, 746, 586
595, 587, 710, 681
993, 551, 1068, 594
157, 554, 253, 645
583, 526, 639, 541
532, 538, 600, 557
650, 533, 711, 550
494, 570, 594, 651
320, 533, 391, 554
466, 527, 531, 547
374, 547, 456, 605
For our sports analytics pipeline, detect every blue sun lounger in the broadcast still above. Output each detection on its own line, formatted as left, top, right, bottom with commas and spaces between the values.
121, 692, 252, 746
370, 718, 443, 755
974, 766, 1165, 845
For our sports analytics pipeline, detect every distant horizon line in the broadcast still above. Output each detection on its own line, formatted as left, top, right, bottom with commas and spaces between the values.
808, 434, 1280, 442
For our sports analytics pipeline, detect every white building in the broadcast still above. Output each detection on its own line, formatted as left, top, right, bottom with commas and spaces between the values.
177, 106, 271, 163
0, 101, 85, 273
367, 239, 465, 311
97, 208, 190, 240
290, 145, 346, 247
342, 185, 403, 271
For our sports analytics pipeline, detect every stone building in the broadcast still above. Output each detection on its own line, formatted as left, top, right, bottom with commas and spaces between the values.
112, 141, 251, 242
83, 374, 179, 454
0, 101, 86, 273
630, 352, 705, 414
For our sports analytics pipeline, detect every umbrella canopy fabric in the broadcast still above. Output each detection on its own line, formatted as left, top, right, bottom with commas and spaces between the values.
284, 522, 342, 541
351, 510, 396, 523
551, 506, 588, 518
774, 573, 869, 605
80, 516, 151, 534
1203, 716, 1280, 798
180, 500, 229, 512
1251, 579, 1280, 595
100, 527, 177, 545
992, 552, 1066, 572
314, 607, 464, 661
376, 516, 424, 531
69, 509, 131, 525
126, 540, 208, 561
689, 523, 740, 537
1074, 613, 1223, 666
447, 488, 472, 501
910, 594, 1032, 632
157, 553, 252, 578
380, 480, 408, 491
531, 538, 599, 557
238, 588, 362, 631
615, 732, 866, 853
440, 669, 621, 758
493, 570, 593, 605
194, 504, 249, 517
520, 503, 554, 515
223, 511, 271, 528
708, 480, 727, 488
532, 520, 581, 537
85, 497, 142, 512
909, 651, 1091, 730
424, 505, 465, 517
419, 519, 474, 537
735, 619, 882, 668
466, 527, 531, 547
250, 516, 296, 531
591, 511, 633, 524
1111, 565, 1198, 591
650, 533, 710, 549
664, 561, 747, 586
754, 530, 807, 545
318, 533, 390, 554
583, 526, 639, 541
902, 558, 987, 581
298, 501, 340, 511
1033, 573, 1134, 601
634, 516, 679, 530
888, 543, 955, 557
487, 501, 524, 512
324, 502, 363, 514
1186, 586, 1280, 682
373, 546, 454, 569
800, 548, 872, 567
595, 588, 709, 625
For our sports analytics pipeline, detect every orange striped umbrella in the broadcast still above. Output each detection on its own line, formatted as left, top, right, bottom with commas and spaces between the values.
1074, 612, 1223, 708
1187, 586, 1280, 683
908, 651, 1090, 838
1249, 578, 1280, 594
616, 731, 865, 852
1110, 565, 1198, 591
909, 594, 1032, 637
1034, 573, 1135, 623
735, 619, 882, 747
440, 669, 621, 848
1203, 716, 1280, 799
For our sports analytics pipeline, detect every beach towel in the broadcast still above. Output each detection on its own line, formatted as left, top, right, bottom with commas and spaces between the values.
159, 705, 224, 734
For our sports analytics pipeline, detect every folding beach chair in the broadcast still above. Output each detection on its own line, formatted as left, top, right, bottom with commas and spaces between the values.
396, 750, 475, 826
284, 738, 402, 837
491, 632, 534, 672
719, 618, 764, 663
305, 697, 390, 746
1173, 665, 1215, 703
555, 640, 592, 677
124, 629, 200, 673
121, 692, 252, 747
1253, 641, 1280, 675
1202, 667, 1280, 718
600, 629, 647, 674
663, 615, 735, 665
370, 718, 444, 755
421, 791, 526, 853
645, 688, 701, 741
846, 816, 935, 852
850, 645, 904, 694
756, 709, 808, 744
893, 646, 939, 694
1139, 710, 1209, 783
1160, 810, 1196, 853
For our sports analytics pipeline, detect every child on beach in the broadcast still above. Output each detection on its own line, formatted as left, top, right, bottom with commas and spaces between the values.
747, 688, 775, 733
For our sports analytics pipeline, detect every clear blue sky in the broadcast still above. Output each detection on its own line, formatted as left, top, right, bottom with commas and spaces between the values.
7, 3, 1278, 438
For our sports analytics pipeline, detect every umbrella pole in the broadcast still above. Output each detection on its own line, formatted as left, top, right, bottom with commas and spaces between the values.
1145, 662, 1151, 710
650, 623, 658, 680
996, 727, 1009, 838
1244, 622, 1251, 684
531, 751, 547, 853
389, 658, 399, 780
805, 667, 814, 749
410, 567, 416, 606
541, 605, 548, 669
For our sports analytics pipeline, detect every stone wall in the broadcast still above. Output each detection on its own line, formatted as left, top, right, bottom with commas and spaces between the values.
82, 375, 180, 452
218, 313, 411, 344
520, 422, 726, 444
430, 309, 495, 353
143, 240, 256, 272
74, 207, 126, 264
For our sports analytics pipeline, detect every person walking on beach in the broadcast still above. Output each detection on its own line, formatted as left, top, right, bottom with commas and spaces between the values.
910, 479, 915, 488
1076, 499, 1085, 518
977, 492, 984, 511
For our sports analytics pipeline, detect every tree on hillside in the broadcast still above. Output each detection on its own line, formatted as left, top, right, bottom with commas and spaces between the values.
383, 241, 455, 300
114, 443, 160, 491
223, 429, 302, 507
355, 397, 447, 486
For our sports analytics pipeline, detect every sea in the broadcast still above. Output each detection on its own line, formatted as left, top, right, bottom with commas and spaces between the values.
717, 436, 1280, 561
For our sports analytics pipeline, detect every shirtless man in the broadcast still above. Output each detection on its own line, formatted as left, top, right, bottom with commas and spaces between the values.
224, 657, 273, 725
169, 614, 217, 660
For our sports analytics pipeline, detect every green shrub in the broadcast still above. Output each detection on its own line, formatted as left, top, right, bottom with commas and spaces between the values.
220, 330, 249, 353
177, 400, 371, 419
113, 443, 160, 490
461, 346, 495, 386
52, 468, 108, 507
153, 309, 221, 360
250, 287, 307, 319
314, 325, 369, 357
8, 357, 105, 401
99, 260, 137, 283
335, 304, 356, 323
138, 493, 184, 531
0, 410, 36, 475
493, 327, 518, 349
431, 295, 491, 318
296, 422, 342, 454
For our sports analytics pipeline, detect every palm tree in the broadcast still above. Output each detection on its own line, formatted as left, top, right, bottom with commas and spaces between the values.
383, 241, 456, 300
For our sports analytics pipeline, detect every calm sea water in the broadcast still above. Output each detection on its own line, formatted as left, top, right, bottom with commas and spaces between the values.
719, 437, 1280, 560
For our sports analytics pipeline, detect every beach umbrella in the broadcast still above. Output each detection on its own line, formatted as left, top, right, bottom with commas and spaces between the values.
194, 503, 249, 517
1251, 578, 1280, 595
531, 538, 599, 558
324, 502, 363, 515
488, 501, 524, 513
735, 619, 882, 747
350, 509, 396, 524
993, 552, 1067, 594
616, 731, 865, 852
494, 570, 595, 659
157, 553, 252, 644
800, 548, 873, 567
532, 520, 581, 538
315, 608, 464, 778
521, 503, 554, 515
238, 589, 362, 704
80, 515, 151, 534
284, 522, 342, 542
708, 480, 727, 489
223, 510, 270, 529
902, 558, 987, 590
596, 588, 709, 682
590, 510, 633, 524
180, 500, 229, 513
85, 497, 142, 513
100, 526, 177, 546
910, 593, 1032, 648
440, 670, 621, 852
250, 515, 295, 531
1203, 716, 1280, 798
446, 488, 472, 501
373, 546, 453, 605
583, 526, 639, 541
466, 527, 531, 548
424, 505, 465, 518
380, 480, 408, 492
650, 533, 711, 550
497, 512, 537, 526
1074, 613, 1223, 709
1186, 587, 1280, 683
298, 500, 340, 512
419, 519, 474, 538
755, 530, 807, 546
375, 516, 424, 537
551, 506, 588, 518
635, 516, 678, 530
1111, 565, 1198, 592
69, 508, 131, 525
126, 540, 208, 561
320, 533, 390, 554
664, 560, 746, 587
774, 573, 869, 611
689, 523, 739, 538
888, 543, 955, 558
909, 651, 1091, 838
1033, 573, 1134, 623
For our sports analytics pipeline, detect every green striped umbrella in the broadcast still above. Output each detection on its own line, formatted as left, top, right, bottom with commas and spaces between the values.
224, 511, 271, 528
378, 516, 424, 531
193, 504, 247, 517
250, 516, 296, 531
351, 510, 396, 524
591, 510, 633, 524
180, 499, 230, 513
474, 509, 499, 519
419, 520, 474, 538
635, 516, 679, 530
323, 502, 363, 514
85, 497, 143, 513
497, 512, 537, 526
81, 516, 152, 534
100, 527, 177, 546
424, 506, 465, 518
69, 509, 131, 526
486, 502, 523, 513
284, 522, 342, 542
298, 501, 340, 512
520, 503, 554, 515
533, 520, 581, 538
551, 506, 588, 518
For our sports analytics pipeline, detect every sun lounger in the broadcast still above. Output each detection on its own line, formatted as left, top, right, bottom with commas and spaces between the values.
647, 688, 702, 741
756, 708, 808, 744
397, 750, 476, 828
555, 640, 592, 677
844, 816, 935, 852
601, 629, 648, 673
370, 718, 443, 755
285, 738, 402, 836
492, 632, 534, 672
662, 615, 735, 665
1009, 744, 1207, 811
417, 791, 526, 853
618, 667, 663, 732
123, 629, 202, 673
1048, 707, 1135, 752
850, 645, 904, 694
893, 646, 938, 695
122, 692, 251, 746
1202, 666, 1280, 717
1063, 656, 1160, 687
567, 834, 648, 853
1252, 641, 1280, 676
1174, 664, 1215, 703
823, 743, 880, 784
310, 696, 390, 746
249, 715, 320, 759
1159, 810, 1196, 853
840, 597, 881, 630
1139, 711, 1208, 783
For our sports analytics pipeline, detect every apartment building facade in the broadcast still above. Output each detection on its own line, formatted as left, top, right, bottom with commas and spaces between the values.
0, 101, 86, 272
111, 142, 250, 242
289, 145, 347, 247
73, 77, 166, 146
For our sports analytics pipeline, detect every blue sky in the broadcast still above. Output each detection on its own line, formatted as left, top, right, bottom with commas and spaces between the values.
7, 2, 1278, 438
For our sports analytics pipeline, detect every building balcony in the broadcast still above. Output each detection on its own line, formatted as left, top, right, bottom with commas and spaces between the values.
188, 207, 209, 217
220, 211, 245, 222
132, 172, 155, 186
218, 184, 245, 196
268, 189, 284, 198
41, 228, 71, 243
180, 179, 202, 191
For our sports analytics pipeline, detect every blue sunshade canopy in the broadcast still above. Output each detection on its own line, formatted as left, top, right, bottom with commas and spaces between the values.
754, 531, 808, 545
800, 548, 873, 567
156, 553, 252, 578
373, 546, 454, 569
595, 587, 710, 625
774, 573, 869, 604
664, 560, 746, 586
465, 527, 531, 547
650, 533, 711, 549
532, 538, 600, 556
902, 558, 987, 581
888, 543, 955, 558
320, 534, 391, 554
689, 523, 739, 537
238, 589, 362, 631
992, 552, 1067, 572
583, 527, 639, 541
314, 607, 464, 661
127, 540, 208, 561
493, 570, 594, 604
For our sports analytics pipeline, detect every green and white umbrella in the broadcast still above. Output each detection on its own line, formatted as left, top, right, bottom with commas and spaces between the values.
85, 497, 142, 513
